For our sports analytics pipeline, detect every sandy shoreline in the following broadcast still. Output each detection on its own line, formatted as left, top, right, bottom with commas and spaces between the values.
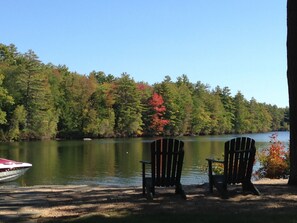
0, 179, 296, 222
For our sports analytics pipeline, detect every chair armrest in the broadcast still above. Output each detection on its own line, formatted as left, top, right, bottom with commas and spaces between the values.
206, 158, 224, 178
206, 158, 224, 164
140, 161, 151, 175
140, 160, 151, 165
140, 160, 151, 177
140, 160, 151, 195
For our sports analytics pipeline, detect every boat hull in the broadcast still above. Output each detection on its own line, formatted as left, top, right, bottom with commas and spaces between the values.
0, 159, 32, 183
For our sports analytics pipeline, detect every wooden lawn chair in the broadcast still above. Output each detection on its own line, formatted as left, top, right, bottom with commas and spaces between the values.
206, 137, 260, 198
140, 138, 186, 200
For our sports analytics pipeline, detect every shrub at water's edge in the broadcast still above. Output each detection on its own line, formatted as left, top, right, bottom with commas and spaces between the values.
257, 133, 289, 179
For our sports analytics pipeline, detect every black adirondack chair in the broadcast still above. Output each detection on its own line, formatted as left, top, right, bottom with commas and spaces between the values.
140, 138, 186, 200
206, 137, 260, 198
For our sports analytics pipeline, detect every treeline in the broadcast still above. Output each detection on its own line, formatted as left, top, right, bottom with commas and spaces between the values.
0, 43, 289, 141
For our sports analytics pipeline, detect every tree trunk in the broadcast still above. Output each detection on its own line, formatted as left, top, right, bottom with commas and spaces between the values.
287, 0, 297, 185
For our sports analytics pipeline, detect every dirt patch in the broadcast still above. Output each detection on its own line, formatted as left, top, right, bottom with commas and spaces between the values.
0, 179, 296, 222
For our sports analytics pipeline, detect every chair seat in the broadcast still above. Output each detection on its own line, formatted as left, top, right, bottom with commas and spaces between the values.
144, 177, 179, 187
212, 175, 225, 184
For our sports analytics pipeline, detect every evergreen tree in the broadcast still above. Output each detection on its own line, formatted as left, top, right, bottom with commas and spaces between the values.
137, 82, 154, 135
233, 91, 250, 134
89, 70, 115, 84
7, 105, 26, 140
84, 82, 115, 137
206, 92, 227, 134
176, 83, 193, 135
58, 72, 97, 138
191, 81, 212, 135
268, 105, 287, 131
214, 86, 234, 133
113, 73, 143, 136
0, 73, 14, 125
248, 98, 272, 132
4, 50, 58, 139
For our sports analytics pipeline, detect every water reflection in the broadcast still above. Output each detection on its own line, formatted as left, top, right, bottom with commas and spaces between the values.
0, 132, 289, 186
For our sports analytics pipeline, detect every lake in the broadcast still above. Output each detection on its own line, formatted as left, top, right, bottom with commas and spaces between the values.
0, 131, 289, 187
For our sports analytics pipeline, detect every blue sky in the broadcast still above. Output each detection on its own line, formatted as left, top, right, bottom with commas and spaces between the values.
1, 1, 288, 107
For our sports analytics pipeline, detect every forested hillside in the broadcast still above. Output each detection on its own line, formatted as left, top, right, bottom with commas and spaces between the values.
0, 43, 289, 141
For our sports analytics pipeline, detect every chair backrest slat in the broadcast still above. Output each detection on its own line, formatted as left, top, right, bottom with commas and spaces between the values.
166, 140, 173, 185
151, 138, 184, 187
224, 137, 256, 184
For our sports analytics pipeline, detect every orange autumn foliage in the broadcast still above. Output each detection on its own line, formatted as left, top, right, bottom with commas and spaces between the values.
257, 133, 289, 179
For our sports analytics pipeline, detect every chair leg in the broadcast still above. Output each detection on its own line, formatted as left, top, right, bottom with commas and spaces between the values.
209, 177, 214, 193
207, 160, 214, 193
141, 162, 146, 195
175, 183, 187, 199
242, 181, 260, 195
142, 181, 145, 195
145, 181, 153, 200
215, 183, 228, 199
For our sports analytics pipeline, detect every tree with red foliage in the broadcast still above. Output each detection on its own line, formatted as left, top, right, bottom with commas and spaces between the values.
148, 93, 170, 135
257, 133, 289, 179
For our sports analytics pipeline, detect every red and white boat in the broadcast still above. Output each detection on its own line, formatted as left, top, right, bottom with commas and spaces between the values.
0, 158, 32, 182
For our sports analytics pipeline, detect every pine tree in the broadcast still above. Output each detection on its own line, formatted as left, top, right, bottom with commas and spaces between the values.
113, 73, 143, 136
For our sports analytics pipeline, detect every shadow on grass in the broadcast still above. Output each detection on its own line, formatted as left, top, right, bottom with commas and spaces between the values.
2, 183, 297, 223
48, 212, 297, 223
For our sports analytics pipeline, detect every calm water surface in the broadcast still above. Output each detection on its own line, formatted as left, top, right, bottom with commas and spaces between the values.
0, 132, 289, 187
